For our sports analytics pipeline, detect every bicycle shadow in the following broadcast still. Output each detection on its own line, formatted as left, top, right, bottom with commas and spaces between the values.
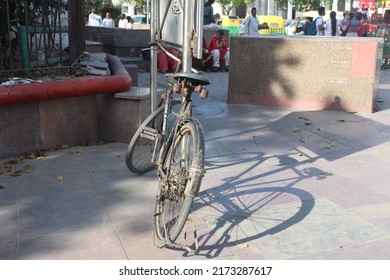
180, 151, 329, 259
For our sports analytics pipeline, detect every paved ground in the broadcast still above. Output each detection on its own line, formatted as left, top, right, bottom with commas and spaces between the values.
1, 70, 390, 260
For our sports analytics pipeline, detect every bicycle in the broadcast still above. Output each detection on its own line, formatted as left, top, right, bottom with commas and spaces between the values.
125, 42, 210, 251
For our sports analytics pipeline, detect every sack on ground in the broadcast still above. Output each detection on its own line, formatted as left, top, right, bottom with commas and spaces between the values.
304, 17, 318, 35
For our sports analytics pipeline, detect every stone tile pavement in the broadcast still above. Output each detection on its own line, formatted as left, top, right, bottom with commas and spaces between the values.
1, 70, 390, 260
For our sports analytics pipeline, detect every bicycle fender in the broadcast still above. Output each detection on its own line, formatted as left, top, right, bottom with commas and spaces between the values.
186, 166, 205, 197
184, 118, 205, 198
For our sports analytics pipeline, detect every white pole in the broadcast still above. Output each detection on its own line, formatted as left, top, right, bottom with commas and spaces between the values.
332, 0, 338, 11
287, 1, 293, 19
267, 0, 270, 15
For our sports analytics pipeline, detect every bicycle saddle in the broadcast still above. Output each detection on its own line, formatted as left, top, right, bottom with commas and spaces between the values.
172, 73, 210, 86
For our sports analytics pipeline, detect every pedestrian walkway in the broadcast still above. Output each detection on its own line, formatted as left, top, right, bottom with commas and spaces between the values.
1, 71, 390, 260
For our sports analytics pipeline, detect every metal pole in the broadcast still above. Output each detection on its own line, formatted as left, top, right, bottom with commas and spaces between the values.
146, 0, 150, 24
182, 0, 193, 73
150, 0, 158, 112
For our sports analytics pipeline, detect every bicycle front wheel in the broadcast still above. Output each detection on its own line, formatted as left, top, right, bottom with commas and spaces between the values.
125, 105, 164, 174
154, 118, 205, 247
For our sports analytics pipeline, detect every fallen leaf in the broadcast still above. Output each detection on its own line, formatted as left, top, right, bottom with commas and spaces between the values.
10, 171, 21, 177
23, 165, 34, 173
293, 128, 301, 133
207, 193, 218, 199
57, 175, 64, 181
25, 152, 36, 159
5, 157, 24, 165
240, 244, 250, 248
324, 146, 333, 149
0, 167, 10, 174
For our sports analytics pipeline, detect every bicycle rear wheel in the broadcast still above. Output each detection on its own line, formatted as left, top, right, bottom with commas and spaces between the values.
154, 118, 205, 247
125, 105, 164, 174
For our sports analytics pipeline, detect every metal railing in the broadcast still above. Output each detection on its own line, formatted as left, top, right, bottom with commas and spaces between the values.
0, 0, 69, 79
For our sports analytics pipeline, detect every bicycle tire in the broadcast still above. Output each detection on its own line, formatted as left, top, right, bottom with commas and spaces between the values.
125, 105, 165, 174
154, 118, 205, 247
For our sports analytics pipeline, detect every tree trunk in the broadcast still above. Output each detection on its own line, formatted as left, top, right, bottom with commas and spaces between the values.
68, 0, 85, 64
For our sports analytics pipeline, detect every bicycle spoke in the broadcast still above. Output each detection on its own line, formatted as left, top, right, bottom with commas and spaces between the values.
126, 106, 164, 174
154, 120, 204, 246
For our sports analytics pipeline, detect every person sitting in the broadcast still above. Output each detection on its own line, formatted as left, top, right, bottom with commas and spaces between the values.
157, 49, 180, 73
208, 29, 229, 71
192, 37, 212, 71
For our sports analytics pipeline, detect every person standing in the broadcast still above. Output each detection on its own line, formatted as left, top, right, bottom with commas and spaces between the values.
342, 12, 360, 37
341, 10, 350, 25
118, 13, 128, 28
126, 16, 134, 29
204, 0, 216, 25
88, 8, 102, 26
356, 12, 364, 37
102, 12, 115, 28
208, 29, 229, 71
325, 11, 343, 36
244, 7, 269, 36
316, 7, 326, 36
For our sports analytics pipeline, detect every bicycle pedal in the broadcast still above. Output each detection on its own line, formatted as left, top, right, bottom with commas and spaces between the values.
140, 126, 159, 140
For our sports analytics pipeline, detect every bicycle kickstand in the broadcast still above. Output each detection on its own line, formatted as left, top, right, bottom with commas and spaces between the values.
163, 218, 199, 253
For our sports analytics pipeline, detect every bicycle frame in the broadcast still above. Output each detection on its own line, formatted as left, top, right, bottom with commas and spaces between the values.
132, 0, 210, 250
156, 76, 195, 182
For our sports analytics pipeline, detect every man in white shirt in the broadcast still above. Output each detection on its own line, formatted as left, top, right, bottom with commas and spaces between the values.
316, 7, 326, 36
244, 7, 269, 36
102, 12, 115, 28
118, 13, 128, 28
88, 8, 102, 26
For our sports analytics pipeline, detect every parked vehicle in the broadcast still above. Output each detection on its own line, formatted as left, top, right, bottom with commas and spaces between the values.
257, 15, 285, 34
285, 20, 306, 35
284, 19, 294, 27
297, 10, 343, 21
221, 15, 240, 27
132, 15, 146, 24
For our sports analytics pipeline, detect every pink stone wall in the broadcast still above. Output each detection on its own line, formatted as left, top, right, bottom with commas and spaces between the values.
228, 36, 382, 113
